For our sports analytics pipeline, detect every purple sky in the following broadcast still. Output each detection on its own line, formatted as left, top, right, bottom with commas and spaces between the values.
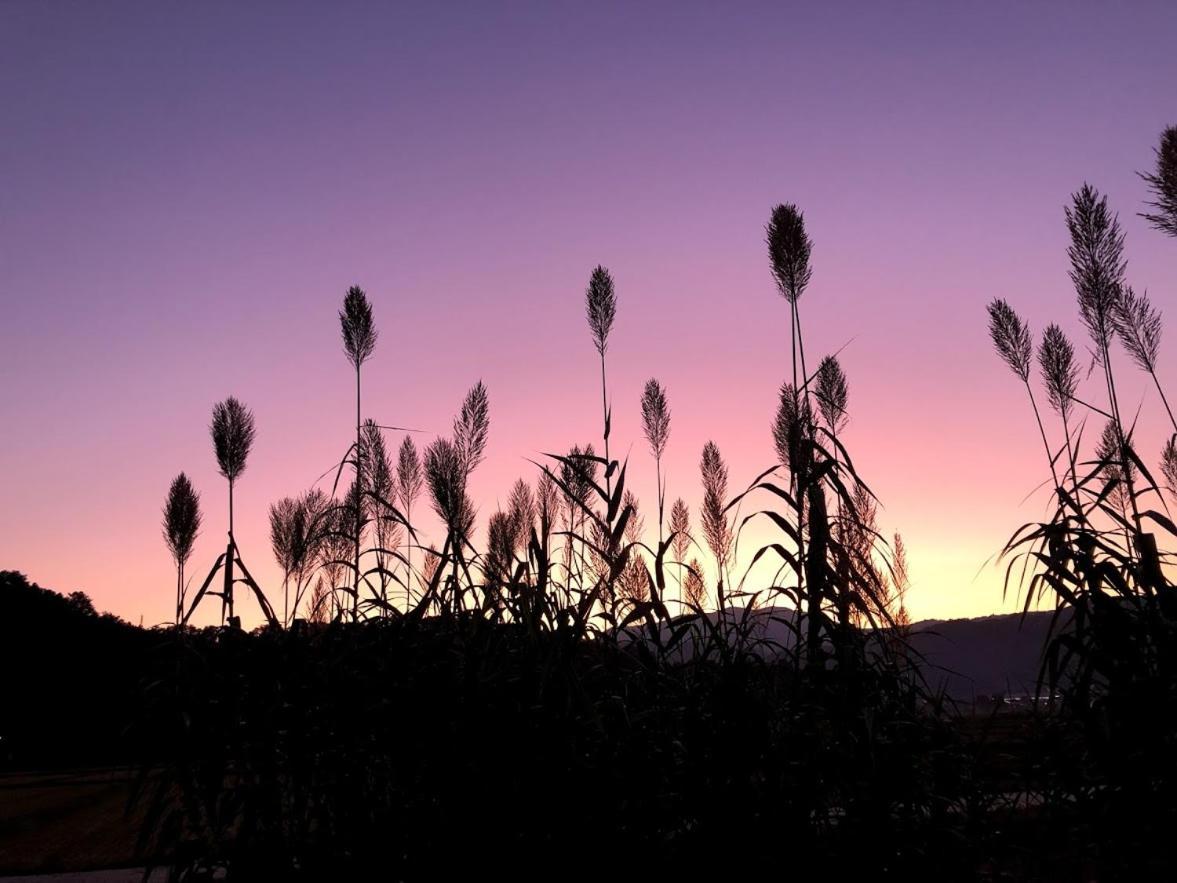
2, 1, 1175, 625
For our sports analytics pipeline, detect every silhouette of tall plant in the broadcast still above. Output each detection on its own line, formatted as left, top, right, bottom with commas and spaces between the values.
641, 378, 670, 547
163, 473, 201, 625
361, 419, 399, 613
1068, 187, 1134, 498
766, 204, 821, 646
211, 396, 256, 624
340, 285, 377, 617
700, 441, 731, 613
269, 496, 300, 627
1037, 323, 1081, 493
586, 267, 617, 497
988, 299, 1060, 490
397, 436, 424, 608
669, 497, 691, 606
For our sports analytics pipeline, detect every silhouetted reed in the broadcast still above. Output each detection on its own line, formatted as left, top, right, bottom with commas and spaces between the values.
1140, 125, 1177, 237
163, 473, 201, 625
585, 266, 617, 498
988, 299, 1060, 490
641, 378, 670, 547
700, 441, 731, 611
669, 496, 691, 605
397, 435, 424, 607
340, 286, 378, 617
994, 131, 1177, 874
204, 396, 261, 624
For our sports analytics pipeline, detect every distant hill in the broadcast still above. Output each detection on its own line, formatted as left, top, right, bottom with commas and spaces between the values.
644, 605, 1059, 700
907, 610, 1057, 700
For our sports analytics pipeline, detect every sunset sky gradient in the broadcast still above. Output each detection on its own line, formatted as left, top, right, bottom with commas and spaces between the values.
2, 1, 1175, 626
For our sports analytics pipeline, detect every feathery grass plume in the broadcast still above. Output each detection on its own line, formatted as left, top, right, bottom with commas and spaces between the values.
667, 496, 691, 610
1067, 185, 1127, 354
425, 438, 470, 539
585, 266, 617, 357
269, 496, 301, 626
815, 355, 849, 434
641, 379, 670, 460
641, 377, 671, 542
767, 203, 815, 404
766, 203, 813, 304
622, 490, 643, 542
397, 436, 423, 508
306, 576, 330, 624
397, 435, 423, 605
1113, 286, 1162, 374
340, 285, 378, 618
207, 396, 259, 625
361, 419, 399, 610
700, 441, 731, 600
772, 382, 812, 474
561, 443, 597, 511
585, 266, 617, 499
286, 487, 329, 619
211, 397, 256, 486
164, 473, 202, 572
669, 498, 691, 564
421, 544, 441, 586
536, 470, 559, 546
1037, 324, 1085, 501
485, 510, 516, 589
361, 420, 396, 508
1097, 419, 1136, 517
683, 557, 706, 609
163, 473, 202, 625
891, 532, 911, 629
340, 285, 378, 369
1140, 125, 1177, 237
986, 299, 1033, 382
986, 301, 1061, 490
269, 497, 300, 576
1038, 324, 1079, 423
560, 443, 597, 591
1162, 436, 1177, 502
843, 480, 887, 628
454, 381, 490, 475
1110, 285, 1177, 430
316, 489, 356, 619
507, 478, 536, 550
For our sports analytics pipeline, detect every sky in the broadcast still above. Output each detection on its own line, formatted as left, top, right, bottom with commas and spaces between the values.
2, 1, 1175, 627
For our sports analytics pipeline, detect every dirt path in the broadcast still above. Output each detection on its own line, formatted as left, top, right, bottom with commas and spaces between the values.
0, 768, 162, 876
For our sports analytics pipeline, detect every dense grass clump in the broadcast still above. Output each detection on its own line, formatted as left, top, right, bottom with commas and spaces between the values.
138, 619, 976, 879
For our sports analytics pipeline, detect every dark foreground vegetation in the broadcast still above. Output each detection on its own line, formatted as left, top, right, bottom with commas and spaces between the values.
0, 572, 1110, 880
4, 126, 1176, 880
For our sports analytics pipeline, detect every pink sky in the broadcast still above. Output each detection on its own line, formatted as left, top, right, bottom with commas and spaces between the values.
2, 2, 1175, 626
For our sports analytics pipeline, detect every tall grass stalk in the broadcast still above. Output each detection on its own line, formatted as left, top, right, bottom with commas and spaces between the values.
163, 473, 201, 625
340, 286, 377, 619
210, 396, 256, 624
397, 436, 423, 609
641, 378, 670, 548
585, 267, 617, 500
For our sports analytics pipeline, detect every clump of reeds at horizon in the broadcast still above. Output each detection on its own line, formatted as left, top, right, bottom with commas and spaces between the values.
987, 127, 1177, 832
161, 193, 913, 666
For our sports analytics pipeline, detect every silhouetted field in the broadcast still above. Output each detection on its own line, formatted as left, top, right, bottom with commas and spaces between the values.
0, 571, 1151, 880
5, 126, 1177, 879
